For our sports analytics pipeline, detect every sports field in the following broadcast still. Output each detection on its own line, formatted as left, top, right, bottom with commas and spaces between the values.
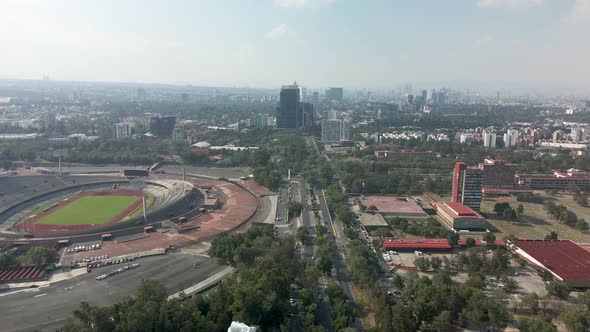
35, 195, 139, 225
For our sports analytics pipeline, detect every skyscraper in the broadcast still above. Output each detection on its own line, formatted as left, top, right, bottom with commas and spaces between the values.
503, 128, 519, 147
44, 111, 57, 130
301, 102, 315, 129
340, 119, 351, 141
113, 122, 136, 139
277, 83, 301, 129
452, 162, 483, 212
137, 87, 146, 101
325, 110, 340, 120
321, 117, 351, 142
483, 130, 496, 148
321, 119, 341, 142
312, 92, 320, 103
325, 87, 344, 102
149, 115, 176, 137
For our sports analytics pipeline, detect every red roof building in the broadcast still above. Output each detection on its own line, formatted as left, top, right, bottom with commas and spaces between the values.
383, 238, 452, 250
360, 196, 427, 218
515, 240, 590, 287
433, 202, 493, 232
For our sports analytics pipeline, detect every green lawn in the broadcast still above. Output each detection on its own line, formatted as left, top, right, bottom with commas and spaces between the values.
35, 195, 139, 225
21, 196, 72, 221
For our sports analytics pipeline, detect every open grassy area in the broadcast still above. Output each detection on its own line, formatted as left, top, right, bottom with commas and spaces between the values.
21, 196, 73, 221
551, 193, 590, 220
35, 195, 139, 225
482, 200, 590, 242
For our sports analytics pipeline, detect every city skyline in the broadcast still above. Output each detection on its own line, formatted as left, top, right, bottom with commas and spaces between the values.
1, 0, 589, 92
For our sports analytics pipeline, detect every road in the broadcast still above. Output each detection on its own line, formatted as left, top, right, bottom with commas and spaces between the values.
309, 136, 365, 331
0, 254, 226, 332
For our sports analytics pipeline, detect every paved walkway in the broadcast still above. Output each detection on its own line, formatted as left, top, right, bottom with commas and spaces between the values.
168, 266, 235, 299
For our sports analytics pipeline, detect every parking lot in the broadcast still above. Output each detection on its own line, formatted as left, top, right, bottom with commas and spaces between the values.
0, 253, 227, 332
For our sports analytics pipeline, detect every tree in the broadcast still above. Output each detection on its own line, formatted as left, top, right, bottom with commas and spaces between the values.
502, 207, 517, 220
517, 204, 525, 216
136, 279, 168, 304
447, 232, 459, 246
519, 316, 557, 332
522, 292, 540, 314
466, 274, 486, 289
414, 257, 431, 272
574, 193, 588, 207
544, 231, 558, 241
465, 237, 477, 248
23, 247, 58, 266
561, 307, 590, 332
0, 253, 20, 269
430, 256, 443, 272
288, 201, 302, 218
343, 227, 357, 240
546, 280, 570, 300
296, 227, 309, 244
538, 269, 554, 282
581, 289, 590, 311
366, 205, 378, 214
500, 275, 519, 293
483, 232, 496, 244
431, 310, 452, 332
494, 202, 511, 214
576, 218, 589, 232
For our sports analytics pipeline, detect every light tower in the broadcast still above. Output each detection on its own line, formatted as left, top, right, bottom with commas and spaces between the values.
129, 178, 147, 223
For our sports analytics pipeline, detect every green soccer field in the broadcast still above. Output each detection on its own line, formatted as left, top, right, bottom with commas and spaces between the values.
35, 195, 140, 225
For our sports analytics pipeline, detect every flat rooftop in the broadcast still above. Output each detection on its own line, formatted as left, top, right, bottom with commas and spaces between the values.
516, 240, 590, 281
383, 238, 451, 249
359, 212, 388, 227
361, 196, 426, 215
436, 202, 484, 219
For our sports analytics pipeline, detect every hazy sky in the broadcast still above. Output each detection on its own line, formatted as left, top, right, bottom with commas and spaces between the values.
1, 0, 589, 90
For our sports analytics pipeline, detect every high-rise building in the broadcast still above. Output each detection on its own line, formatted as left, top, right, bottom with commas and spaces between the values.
340, 119, 351, 141
479, 158, 515, 188
113, 122, 136, 139
414, 95, 425, 112
44, 111, 57, 130
321, 118, 351, 142
277, 83, 301, 129
321, 119, 341, 142
452, 162, 483, 212
553, 130, 564, 142
250, 113, 270, 129
421, 90, 427, 101
301, 102, 315, 129
172, 126, 186, 141
407, 94, 414, 104
571, 127, 583, 143
325, 87, 344, 102
149, 115, 176, 137
483, 130, 496, 148
325, 110, 340, 120
503, 128, 519, 147
137, 88, 146, 101
312, 92, 320, 104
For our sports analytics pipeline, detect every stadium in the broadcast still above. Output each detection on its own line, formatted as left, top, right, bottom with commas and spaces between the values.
0, 174, 200, 237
